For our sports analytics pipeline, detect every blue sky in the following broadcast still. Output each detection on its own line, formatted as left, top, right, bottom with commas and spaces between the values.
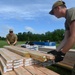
0, 0, 75, 37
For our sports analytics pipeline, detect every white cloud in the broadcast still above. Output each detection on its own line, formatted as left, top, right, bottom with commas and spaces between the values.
0, 3, 50, 20
0, 0, 75, 20
25, 26, 34, 32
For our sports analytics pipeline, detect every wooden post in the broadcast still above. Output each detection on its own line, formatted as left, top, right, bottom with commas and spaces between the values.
72, 64, 75, 75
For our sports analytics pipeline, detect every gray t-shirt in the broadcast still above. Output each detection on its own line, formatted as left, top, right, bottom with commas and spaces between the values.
65, 7, 75, 30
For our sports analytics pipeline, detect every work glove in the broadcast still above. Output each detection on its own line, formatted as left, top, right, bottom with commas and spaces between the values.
47, 50, 66, 62
55, 51, 66, 62
47, 50, 57, 55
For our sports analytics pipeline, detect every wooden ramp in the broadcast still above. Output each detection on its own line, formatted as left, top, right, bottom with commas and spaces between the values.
1, 65, 59, 75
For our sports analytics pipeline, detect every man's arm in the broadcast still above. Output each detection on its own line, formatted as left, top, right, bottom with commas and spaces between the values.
13, 35, 18, 45
6, 39, 10, 45
62, 21, 75, 53
56, 30, 70, 51
48, 21, 75, 62
6, 35, 10, 45
13, 40, 17, 45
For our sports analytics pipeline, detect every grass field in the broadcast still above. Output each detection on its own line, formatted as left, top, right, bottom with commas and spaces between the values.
0, 40, 25, 48
0, 40, 73, 75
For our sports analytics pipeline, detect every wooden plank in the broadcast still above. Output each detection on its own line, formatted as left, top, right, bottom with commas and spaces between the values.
57, 63, 73, 70
14, 67, 32, 75
17, 46, 55, 60
16, 47, 48, 62
4, 46, 55, 62
34, 65, 59, 75
3, 71, 17, 75
4, 46, 47, 62
0, 57, 7, 73
29, 52, 47, 62
0, 65, 3, 75
25, 66, 46, 75
0, 48, 24, 60
0, 49, 13, 63
4, 46, 30, 58
8, 71, 17, 75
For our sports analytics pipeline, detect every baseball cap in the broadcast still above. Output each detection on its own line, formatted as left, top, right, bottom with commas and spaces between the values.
9, 29, 13, 32
49, 1, 65, 15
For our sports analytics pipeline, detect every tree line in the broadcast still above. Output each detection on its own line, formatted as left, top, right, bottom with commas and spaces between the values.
0, 29, 65, 42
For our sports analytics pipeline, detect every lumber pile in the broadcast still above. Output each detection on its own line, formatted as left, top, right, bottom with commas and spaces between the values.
0, 47, 60, 75
4, 46, 55, 62
0, 48, 24, 73
0, 47, 55, 73
0, 48, 37, 73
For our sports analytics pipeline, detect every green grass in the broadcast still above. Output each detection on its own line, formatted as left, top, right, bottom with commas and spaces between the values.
0, 40, 7, 48
0, 40, 25, 48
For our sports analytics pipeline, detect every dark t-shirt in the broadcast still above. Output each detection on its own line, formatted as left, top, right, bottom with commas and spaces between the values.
65, 7, 75, 30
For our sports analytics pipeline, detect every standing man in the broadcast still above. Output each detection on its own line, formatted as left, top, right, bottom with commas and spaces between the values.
48, 1, 75, 63
6, 29, 18, 45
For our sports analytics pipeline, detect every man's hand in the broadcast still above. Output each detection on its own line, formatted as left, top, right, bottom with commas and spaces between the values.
12, 43, 16, 46
47, 50, 66, 62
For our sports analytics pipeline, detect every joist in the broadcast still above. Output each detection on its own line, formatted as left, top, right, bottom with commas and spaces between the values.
4, 46, 30, 58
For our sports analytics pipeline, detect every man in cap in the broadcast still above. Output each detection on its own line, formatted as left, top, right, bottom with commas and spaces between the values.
48, 1, 75, 63
6, 29, 18, 45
